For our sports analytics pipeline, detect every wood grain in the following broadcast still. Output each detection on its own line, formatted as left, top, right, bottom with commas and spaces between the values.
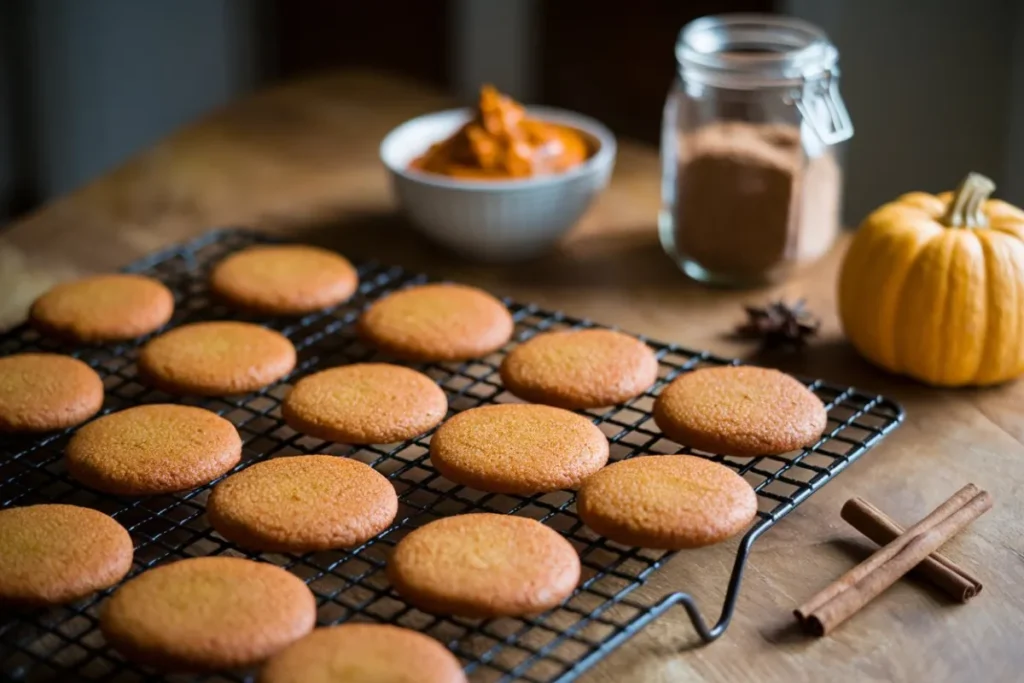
2, 71, 1022, 682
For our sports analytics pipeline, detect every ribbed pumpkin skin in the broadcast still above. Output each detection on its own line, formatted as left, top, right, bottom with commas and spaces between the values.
838, 191, 1024, 387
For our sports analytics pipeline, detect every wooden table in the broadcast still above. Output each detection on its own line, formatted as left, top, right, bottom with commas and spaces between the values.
2, 72, 1021, 682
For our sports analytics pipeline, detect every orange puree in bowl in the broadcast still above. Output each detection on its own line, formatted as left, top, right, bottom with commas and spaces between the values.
409, 85, 590, 180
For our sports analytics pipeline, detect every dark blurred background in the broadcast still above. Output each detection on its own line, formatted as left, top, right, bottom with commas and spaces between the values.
1, 0, 1021, 224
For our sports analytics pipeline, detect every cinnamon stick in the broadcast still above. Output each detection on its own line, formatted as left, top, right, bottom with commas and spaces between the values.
795, 484, 992, 636
796, 484, 982, 618
841, 497, 982, 602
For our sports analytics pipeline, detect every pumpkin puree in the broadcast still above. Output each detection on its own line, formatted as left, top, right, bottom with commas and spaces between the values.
410, 85, 590, 180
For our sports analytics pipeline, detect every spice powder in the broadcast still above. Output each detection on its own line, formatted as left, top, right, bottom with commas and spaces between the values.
672, 121, 841, 282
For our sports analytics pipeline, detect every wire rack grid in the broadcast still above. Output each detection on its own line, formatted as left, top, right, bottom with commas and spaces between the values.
0, 229, 904, 683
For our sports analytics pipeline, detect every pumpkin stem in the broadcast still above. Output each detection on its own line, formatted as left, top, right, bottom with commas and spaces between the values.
941, 172, 996, 228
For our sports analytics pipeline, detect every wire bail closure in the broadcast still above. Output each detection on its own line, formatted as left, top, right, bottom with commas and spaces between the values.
795, 69, 853, 146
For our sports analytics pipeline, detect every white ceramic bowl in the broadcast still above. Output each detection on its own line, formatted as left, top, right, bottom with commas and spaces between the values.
380, 106, 616, 261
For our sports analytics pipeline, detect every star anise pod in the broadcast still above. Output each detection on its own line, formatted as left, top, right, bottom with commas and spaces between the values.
735, 299, 820, 349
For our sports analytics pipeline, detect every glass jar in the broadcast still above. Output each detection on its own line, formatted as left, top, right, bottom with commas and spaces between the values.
659, 14, 853, 287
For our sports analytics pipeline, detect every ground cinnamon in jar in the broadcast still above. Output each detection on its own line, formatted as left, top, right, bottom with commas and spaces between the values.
671, 121, 841, 284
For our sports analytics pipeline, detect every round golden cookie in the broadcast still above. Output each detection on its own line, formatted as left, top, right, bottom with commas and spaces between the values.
210, 245, 359, 315
387, 513, 580, 618
30, 274, 174, 342
0, 353, 104, 433
66, 404, 242, 495
138, 321, 296, 395
0, 504, 133, 606
500, 329, 659, 409
259, 624, 467, 683
100, 556, 316, 672
576, 455, 758, 549
282, 363, 447, 444
359, 283, 513, 361
429, 404, 609, 494
653, 366, 827, 456
208, 455, 399, 552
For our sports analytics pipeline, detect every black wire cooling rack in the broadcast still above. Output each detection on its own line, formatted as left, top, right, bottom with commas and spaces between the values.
0, 229, 904, 683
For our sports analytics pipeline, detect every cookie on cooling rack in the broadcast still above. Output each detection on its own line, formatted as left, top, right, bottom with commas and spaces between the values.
358, 283, 513, 361
576, 455, 758, 549
0, 353, 104, 432
429, 403, 609, 494
0, 504, 133, 606
282, 363, 447, 444
653, 365, 827, 456
209, 244, 359, 315
207, 455, 398, 552
66, 404, 242, 495
500, 328, 659, 409
138, 321, 296, 395
388, 513, 580, 618
29, 273, 174, 343
101, 556, 315, 672
259, 624, 467, 683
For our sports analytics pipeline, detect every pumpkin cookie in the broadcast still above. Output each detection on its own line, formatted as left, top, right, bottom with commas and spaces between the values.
429, 404, 609, 494
208, 456, 398, 552
576, 455, 758, 549
359, 283, 513, 361
210, 245, 359, 315
66, 404, 242, 495
260, 624, 467, 683
138, 321, 296, 395
282, 363, 447, 444
388, 513, 580, 618
0, 504, 133, 606
0, 353, 104, 433
101, 556, 316, 672
653, 366, 827, 456
500, 329, 658, 409
30, 274, 174, 342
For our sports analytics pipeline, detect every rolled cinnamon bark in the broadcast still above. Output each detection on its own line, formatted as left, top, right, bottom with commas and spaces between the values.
841, 497, 982, 602
795, 484, 992, 636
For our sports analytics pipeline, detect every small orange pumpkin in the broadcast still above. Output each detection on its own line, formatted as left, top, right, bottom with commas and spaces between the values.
838, 172, 1024, 386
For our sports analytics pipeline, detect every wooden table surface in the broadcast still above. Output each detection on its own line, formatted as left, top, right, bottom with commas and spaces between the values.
2, 72, 1021, 682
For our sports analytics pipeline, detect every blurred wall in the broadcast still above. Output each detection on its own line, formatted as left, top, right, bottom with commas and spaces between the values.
16, 0, 259, 201
0, 3, 26, 218
452, 0, 537, 103
785, 0, 1023, 221
1006, 5, 1024, 207
273, 0, 449, 87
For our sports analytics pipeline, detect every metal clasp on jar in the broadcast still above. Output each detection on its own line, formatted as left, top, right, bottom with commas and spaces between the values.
791, 69, 854, 146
